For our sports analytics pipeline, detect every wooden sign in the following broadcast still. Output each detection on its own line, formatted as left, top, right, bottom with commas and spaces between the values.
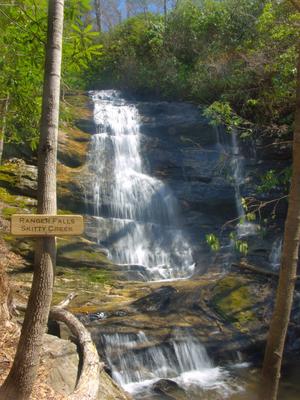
11, 214, 84, 237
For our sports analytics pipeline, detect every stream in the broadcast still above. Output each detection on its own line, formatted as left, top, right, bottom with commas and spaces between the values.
84, 90, 297, 399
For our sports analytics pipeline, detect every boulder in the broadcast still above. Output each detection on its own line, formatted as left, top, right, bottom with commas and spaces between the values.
153, 379, 186, 400
42, 333, 131, 400
0, 159, 37, 198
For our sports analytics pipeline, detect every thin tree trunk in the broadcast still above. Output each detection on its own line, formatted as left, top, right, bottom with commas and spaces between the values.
126, 0, 131, 18
0, 95, 9, 165
94, 0, 102, 32
260, 48, 300, 400
164, 0, 167, 26
0, 1, 64, 399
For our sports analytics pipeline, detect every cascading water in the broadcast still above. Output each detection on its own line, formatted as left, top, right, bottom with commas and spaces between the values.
83, 94, 254, 399
215, 126, 257, 238
230, 131, 257, 238
100, 331, 239, 399
269, 237, 282, 270
87, 90, 194, 281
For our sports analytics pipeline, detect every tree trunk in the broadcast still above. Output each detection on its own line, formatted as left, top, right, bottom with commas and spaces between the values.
94, 0, 102, 32
164, 0, 167, 26
126, 0, 131, 18
260, 47, 300, 400
0, 95, 9, 165
0, 1, 64, 399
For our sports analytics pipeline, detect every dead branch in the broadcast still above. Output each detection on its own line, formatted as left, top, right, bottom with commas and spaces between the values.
232, 261, 300, 280
56, 292, 78, 309
221, 195, 288, 232
50, 307, 102, 400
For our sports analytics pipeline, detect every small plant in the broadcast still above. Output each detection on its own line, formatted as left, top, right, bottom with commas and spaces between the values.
205, 233, 220, 252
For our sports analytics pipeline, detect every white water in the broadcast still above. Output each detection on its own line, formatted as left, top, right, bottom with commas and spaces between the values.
88, 90, 194, 280
215, 126, 257, 239
230, 131, 257, 238
101, 331, 240, 398
269, 237, 282, 270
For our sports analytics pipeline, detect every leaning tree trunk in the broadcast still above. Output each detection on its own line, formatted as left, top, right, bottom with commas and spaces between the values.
260, 47, 300, 400
0, 1, 64, 399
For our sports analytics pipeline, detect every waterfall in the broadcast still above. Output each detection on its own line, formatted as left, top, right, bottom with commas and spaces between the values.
269, 237, 282, 270
214, 126, 257, 241
230, 131, 257, 238
87, 90, 194, 281
100, 331, 237, 398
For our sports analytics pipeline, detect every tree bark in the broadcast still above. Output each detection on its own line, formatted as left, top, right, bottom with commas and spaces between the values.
260, 48, 300, 400
94, 0, 102, 32
0, 1, 64, 399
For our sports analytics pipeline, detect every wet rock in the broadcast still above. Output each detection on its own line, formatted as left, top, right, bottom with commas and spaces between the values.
86, 272, 273, 365
153, 379, 186, 400
110, 264, 153, 282
88, 311, 108, 322
75, 118, 96, 135
133, 286, 178, 313
57, 236, 112, 269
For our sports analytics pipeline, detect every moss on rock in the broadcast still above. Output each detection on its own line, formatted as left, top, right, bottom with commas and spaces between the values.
211, 275, 257, 330
57, 163, 91, 213
0, 160, 37, 197
57, 236, 113, 269
58, 126, 90, 168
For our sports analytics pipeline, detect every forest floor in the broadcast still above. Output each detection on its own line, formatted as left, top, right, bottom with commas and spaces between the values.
0, 323, 67, 400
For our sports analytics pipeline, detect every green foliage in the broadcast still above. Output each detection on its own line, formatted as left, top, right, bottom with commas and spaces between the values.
0, 0, 102, 155
0, 0, 47, 150
229, 232, 249, 255
203, 101, 252, 136
206, 230, 249, 255
235, 240, 249, 255
257, 167, 292, 193
205, 233, 220, 252
85, 0, 298, 129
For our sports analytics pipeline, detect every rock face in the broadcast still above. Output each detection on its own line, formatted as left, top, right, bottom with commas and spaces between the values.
83, 97, 239, 273
81, 271, 272, 362
81, 92, 291, 279
138, 101, 237, 262
0, 159, 37, 198
135, 100, 289, 271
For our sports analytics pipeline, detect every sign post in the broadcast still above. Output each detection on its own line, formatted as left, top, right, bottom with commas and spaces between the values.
11, 214, 84, 237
